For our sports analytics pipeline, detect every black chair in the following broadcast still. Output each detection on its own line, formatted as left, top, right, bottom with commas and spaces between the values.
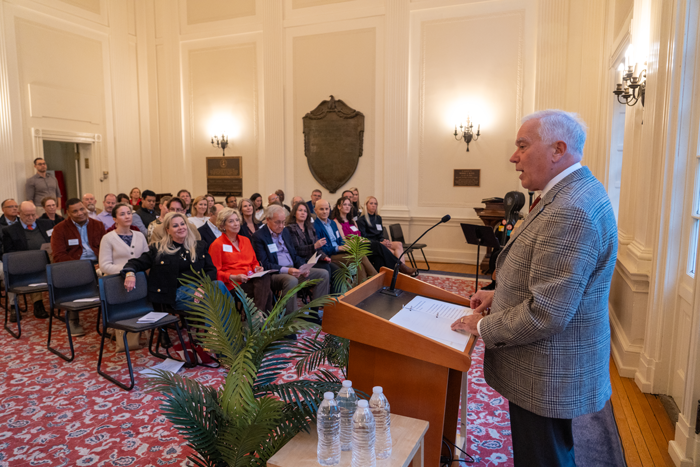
46, 260, 101, 362
389, 223, 430, 271
97, 272, 192, 391
2, 250, 50, 338
151, 302, 218, 368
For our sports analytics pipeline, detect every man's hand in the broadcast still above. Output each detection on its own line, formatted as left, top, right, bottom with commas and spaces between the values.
470, 290, 494, 315
338, 245, 346, 252
287, 268, 301, 278
451, 314, 482, 336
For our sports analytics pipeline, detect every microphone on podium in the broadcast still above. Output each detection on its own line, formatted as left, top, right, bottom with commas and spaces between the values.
381, 215, 451, 297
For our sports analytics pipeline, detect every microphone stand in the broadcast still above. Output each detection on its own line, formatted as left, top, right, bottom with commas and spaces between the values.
381, 216, 450, 297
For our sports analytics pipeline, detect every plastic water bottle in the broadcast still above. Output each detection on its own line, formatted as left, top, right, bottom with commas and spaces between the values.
317, 392, 341, 465
337, 380, 358, 451
369, 386, 392, 459
351, 399, 376, 467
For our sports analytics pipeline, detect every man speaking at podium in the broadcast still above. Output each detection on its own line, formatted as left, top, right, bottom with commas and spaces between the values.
451, 110, 618, 466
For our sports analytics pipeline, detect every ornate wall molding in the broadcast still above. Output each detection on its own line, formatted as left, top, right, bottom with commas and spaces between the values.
534, 0, 569, 110
0, 2, 17, 201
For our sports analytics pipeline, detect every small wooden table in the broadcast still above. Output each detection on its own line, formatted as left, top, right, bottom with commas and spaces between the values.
267, 413, 429, 467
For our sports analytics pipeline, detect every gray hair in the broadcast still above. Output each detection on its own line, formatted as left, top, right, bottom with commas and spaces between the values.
216, 208, 239, 231
265, 204, 287, 220
522, 110, 587, 159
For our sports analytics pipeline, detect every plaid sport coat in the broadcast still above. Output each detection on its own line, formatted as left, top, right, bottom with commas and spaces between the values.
480, 167, 618, 419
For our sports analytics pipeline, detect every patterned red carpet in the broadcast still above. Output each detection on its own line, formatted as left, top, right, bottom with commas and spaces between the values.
0, 273, 513, 467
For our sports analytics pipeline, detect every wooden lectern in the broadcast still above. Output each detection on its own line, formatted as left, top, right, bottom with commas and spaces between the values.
322, 267, 478, 467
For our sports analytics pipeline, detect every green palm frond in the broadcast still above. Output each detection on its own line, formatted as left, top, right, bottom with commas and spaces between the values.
146, 370, 224, 467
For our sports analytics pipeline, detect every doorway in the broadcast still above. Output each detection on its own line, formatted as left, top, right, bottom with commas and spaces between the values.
42, 141, 80, 207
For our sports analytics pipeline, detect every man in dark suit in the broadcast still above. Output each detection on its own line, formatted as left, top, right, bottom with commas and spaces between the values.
136, 190, 158, 228
307, 189, 322, 216
51, 198, 105, 336
0, 198, 19, 227
452, 110, 618, 466
2, 201, 53, 319
198, 203, 224, 250
252, 204, 329, 316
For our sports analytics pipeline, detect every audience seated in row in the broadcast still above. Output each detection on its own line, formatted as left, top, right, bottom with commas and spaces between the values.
39, 196, 64, 226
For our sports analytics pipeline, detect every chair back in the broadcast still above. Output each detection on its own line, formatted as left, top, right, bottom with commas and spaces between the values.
99, 272, 153, 325
389, 224, 406, 244
46, 260, 99, 306
2, 250, 49, 292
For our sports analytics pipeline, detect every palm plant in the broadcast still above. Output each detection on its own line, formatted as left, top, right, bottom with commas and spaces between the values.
290, 234, 371, 381
146, 273, 341, 467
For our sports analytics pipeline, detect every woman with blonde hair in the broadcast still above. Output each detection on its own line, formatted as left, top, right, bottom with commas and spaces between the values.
99, 203, 149, 275
189, 195, 209, 228
121, 212, 227, 310
209, 208, 273, 312
129, 187, 141, 207
357, 196, 404, 261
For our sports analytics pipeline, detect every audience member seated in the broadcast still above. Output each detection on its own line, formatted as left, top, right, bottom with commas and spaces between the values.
209, 208, 273, 313
250, 193, 265, 222
238, 198, 261, 239
350, 187, 362, 216
291, 196, 304, 208
50, 198, 105, 336
116, 193, 130, 204
341, 189, 359, 220
205, 194, 215, 210
83, 193, 100, 220
357, 196, 404, 261
98, 203, 149, 276
129, 187, 141, 207
189, 195, 209, 228
121, 212, 227, 311
275, 189, 291, 213
39, 197, 64, 226
225, 194, 237, 209
307, 189, 322, 217
285, 202, 339, 292
267, 192, 289, 215
146, 195, 171, 239
136, 190, 158, 227
177, 189, 192, 216
252, 205, 330, 316
198, 204, 225, 250
313, 199, 376, 283
148, 197, 201, 244
2, 201, 52, 320
129, 204, 148, 236
0, 199, 18, 226
332, 196, 415, 276
96, 193, 118, 230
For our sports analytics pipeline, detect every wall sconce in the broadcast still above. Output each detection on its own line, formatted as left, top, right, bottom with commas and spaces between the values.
453, 118, 480, 152
211, 134, 229, 156
613, 62, 646, 107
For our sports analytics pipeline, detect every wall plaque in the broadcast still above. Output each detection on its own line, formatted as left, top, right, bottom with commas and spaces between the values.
303, 95, 364, 193
206, 157, 242, 196
454, 169, 480, 187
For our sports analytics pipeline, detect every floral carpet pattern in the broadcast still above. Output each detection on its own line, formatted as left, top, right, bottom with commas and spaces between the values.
0, 273, 512, 466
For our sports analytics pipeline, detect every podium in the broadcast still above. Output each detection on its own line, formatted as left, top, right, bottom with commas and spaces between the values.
322, 268, 478, 467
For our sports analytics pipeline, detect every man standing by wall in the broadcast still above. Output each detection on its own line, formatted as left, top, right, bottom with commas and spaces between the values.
452, 110, 618, 466
26, 158, 61, 215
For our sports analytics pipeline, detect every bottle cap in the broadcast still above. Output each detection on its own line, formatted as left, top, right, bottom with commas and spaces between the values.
372, 386, 383, 394
342, 380, 353, 388
324, 392, 335, 400
357, 400, 368, 408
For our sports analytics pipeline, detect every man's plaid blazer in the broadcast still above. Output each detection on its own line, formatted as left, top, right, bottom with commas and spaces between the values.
480, 166, 618, 419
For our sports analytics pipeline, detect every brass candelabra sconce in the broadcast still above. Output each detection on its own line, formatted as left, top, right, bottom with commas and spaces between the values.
453, 118, 481, 152
211, 134, 229, 156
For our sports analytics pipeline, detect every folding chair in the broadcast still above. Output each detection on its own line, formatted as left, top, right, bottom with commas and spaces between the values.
389, 223, 430, 271
46, 260, 101, 362
151, 302, 218, 368
97, 272, 192, 391
2, 250, 50, 338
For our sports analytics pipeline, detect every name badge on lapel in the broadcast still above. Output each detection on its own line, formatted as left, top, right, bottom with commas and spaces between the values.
47, 229, 53, 237
268, 243, 278, 253
223, 244, 233, 253
68, 239, 79, 246
350, 226, 359, 232
376, 224, 382, 231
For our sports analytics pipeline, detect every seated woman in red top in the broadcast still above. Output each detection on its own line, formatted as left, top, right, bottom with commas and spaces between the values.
208, 208, 273, 313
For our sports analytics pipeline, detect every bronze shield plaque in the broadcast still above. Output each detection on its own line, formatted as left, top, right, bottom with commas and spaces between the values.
303, 95, 364, 193
206, 157, 243, 196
